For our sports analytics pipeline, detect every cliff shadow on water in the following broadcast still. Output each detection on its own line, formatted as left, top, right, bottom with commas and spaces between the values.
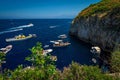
69, 33, 112, 72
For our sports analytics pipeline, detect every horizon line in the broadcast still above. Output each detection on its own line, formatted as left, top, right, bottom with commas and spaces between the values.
0, 18, 74, 20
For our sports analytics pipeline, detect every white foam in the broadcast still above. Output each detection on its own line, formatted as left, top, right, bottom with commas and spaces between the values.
0, 28, 23, 35
0, 24, 33, 35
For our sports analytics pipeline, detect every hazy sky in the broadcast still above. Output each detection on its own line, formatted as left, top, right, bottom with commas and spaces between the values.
0, 0, 100, 19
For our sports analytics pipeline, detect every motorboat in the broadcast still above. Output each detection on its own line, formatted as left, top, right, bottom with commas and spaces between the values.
50, 40, 63, 43
43, 45, 49, 48
0, 45, 12, 54
58, 34, 67, 39
90, 46, 101, 54
53, 40, 71, 47
6, 34, 36, 42
43, 49, 53, 56
27, 23, 34, 27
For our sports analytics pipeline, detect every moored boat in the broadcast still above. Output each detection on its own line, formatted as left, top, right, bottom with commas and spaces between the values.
90, 46, 101, 54
0, 45, 12, 54
6, 34, 36, 42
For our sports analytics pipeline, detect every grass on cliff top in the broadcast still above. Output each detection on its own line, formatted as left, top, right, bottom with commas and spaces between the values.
76, 0, 120, 18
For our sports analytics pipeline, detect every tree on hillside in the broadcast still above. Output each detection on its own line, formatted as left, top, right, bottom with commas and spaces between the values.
7, 42, 57, 80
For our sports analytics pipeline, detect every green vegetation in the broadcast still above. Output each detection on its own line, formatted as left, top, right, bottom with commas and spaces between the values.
76, 0, 120, 18
60, 62, 114, 80
110, 50, 120, 73
0, 52, 6, 74
0, 52, 5, 64
0, 42, 120, 80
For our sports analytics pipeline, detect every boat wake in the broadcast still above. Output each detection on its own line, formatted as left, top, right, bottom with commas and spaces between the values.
0, 28, 23, 35
0, 23, 33, 35
9, 23, 33, 30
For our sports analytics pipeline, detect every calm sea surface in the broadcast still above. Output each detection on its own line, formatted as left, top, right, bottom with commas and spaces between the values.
0, 19, 94, 70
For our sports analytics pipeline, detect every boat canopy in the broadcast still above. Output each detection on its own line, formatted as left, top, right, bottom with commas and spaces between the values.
54, 42, 59, 44
91, 46, 100, 52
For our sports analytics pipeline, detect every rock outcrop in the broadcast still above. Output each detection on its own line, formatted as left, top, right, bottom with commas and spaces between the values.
70, 0, 120, 51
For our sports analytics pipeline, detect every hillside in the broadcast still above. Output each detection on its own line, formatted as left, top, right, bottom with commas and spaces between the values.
70, 0, 120, 51
77, 0, 120, 18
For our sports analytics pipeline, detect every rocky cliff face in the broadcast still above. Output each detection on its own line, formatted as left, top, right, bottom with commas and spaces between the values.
70, 5, 120, 51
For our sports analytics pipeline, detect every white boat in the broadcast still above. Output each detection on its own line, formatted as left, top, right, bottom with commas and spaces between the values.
27, 23, 34, 27
43, 49, 53, 56
58, 34, 67, 39
90, 46, 101, 54
50, 40, 62, 43
0, 45, 12, 54
6, 34, 36, 42
43, 45, 49, 48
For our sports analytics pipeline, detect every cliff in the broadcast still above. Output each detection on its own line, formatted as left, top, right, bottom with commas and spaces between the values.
70, 0, 120, 51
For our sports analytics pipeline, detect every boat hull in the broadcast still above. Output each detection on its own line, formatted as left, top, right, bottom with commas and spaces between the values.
0, 45, 12, 54
53, 43, 71, 47
6, 34, 35, 42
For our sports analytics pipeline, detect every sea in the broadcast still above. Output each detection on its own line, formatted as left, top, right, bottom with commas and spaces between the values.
0, 19, 95, 70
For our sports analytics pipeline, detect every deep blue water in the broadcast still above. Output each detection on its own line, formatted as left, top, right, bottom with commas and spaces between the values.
0, 19, 94, 70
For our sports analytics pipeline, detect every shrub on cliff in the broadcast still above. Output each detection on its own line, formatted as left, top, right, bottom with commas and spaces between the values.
60, 62, 114, 80
110, 50, 120, 73
77, 0, 120, 18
